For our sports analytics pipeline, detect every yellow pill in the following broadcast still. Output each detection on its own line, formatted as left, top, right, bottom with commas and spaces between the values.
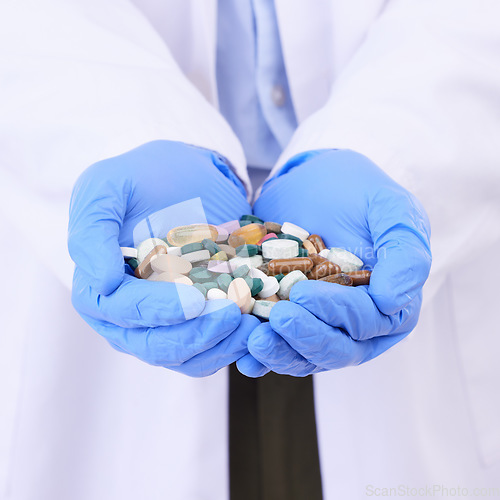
227, 223, 267, 246
210, 251, 228, 261
166, 224, 218, 247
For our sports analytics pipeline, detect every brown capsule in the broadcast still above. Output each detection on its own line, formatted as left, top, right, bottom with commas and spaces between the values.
308, 261, 342, 280
307, 234, 326, 252
266, 294, 280, 302
319, 273, 353, 286
134, 245, 168, 279
346, 270, 372, 286
309, 253, 329, 266
268, 257, 314, 275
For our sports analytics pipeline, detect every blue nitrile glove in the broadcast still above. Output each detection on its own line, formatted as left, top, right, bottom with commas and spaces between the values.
69, 140, 260, 377
237, 149, 431, 377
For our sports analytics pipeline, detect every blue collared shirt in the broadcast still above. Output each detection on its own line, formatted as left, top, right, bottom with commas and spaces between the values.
216, 0, 298, 172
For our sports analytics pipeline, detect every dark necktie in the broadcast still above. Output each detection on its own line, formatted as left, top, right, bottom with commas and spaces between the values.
229, 363, 323, 500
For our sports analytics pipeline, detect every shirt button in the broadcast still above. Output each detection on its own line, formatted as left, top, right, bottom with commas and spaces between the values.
271, 85, 286, 107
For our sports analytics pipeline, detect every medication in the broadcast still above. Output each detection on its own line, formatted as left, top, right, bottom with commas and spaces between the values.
228, 223, 267, 246
278, 270, 308, 300
181, 242, 204, 254
319, 273, 353, 286
207, 288, 227, 300
281, 222, 309, 242
346, 270, 372, 286
207, 261, 233, 274
137, 238, 168, 263
189, 268, 215, 283
151, 254, 192, 275
252, 300, 276, 319
261, 239, 299, 260
235, 244, 260, 257
121, 247, 137, 259
229, 255, 263, 270
268, 257, 314, 275
302, 240, 317, 255
130, 218, 372, 321
182, 249, 211, 263
166, 224, 218, 246
258, 276, 280, 299
258, 233, 278, 245
326, 248, 363, 272
217, 273, 233, 292
135, 244, 168, 279
210, 251, 228, 261
264, 221, 282, 234
227, 278, 252, 313
308, 234, 327, 252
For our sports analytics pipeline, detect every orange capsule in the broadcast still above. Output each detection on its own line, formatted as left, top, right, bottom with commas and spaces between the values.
228, 223, 267, 246
307, 234, 327, 252
346, 270, 372, 286
268, 257, 314, 275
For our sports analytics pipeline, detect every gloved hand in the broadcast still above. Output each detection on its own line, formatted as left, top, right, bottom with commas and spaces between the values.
69, 140, 260, 377
237, 149, 432, 377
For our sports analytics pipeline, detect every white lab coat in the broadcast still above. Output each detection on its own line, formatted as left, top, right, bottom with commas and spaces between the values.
1, 1, 499, 498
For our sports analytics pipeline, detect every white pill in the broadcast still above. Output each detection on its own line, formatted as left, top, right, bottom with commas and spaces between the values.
166, 246, 182, 257
229, 255, 263, 271
151, 254, 192, 275
248, 267, 268, 280
281, 222, 309, 242
258, 276, 280, 299
227, 278, 252, 313
137, 238, 168, 263
261, 239, 298, 260
252, 300, 276, 319
278, 270, 308, 300
326, 248, 364, 272
149, 272, 193, 285
121, 246, 137, 259
181, 249, 211, 263
207, 288, 228, 300
319, 249, 330, 259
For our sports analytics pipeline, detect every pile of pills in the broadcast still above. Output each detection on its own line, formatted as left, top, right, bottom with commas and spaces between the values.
121, 216, 371, 320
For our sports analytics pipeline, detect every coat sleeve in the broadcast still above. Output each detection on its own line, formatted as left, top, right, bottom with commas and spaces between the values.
0, 0, 248, 288
273, 0, 500, 293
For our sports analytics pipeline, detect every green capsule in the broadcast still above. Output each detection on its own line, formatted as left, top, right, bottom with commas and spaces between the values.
202, 281, 219, 292
181, 242, 205, 254
193, 283, 207, 297
298, 248, 309, 257
235, 244, 259, 257
240, 214, 265, 224
239, 220, 253, 227
233, 265, 250, 279
274, 273, 285, 282
189, 267, 215, 283
217, 273, 233, 293
202, 238, 220, 256
250, 278, 264, 296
